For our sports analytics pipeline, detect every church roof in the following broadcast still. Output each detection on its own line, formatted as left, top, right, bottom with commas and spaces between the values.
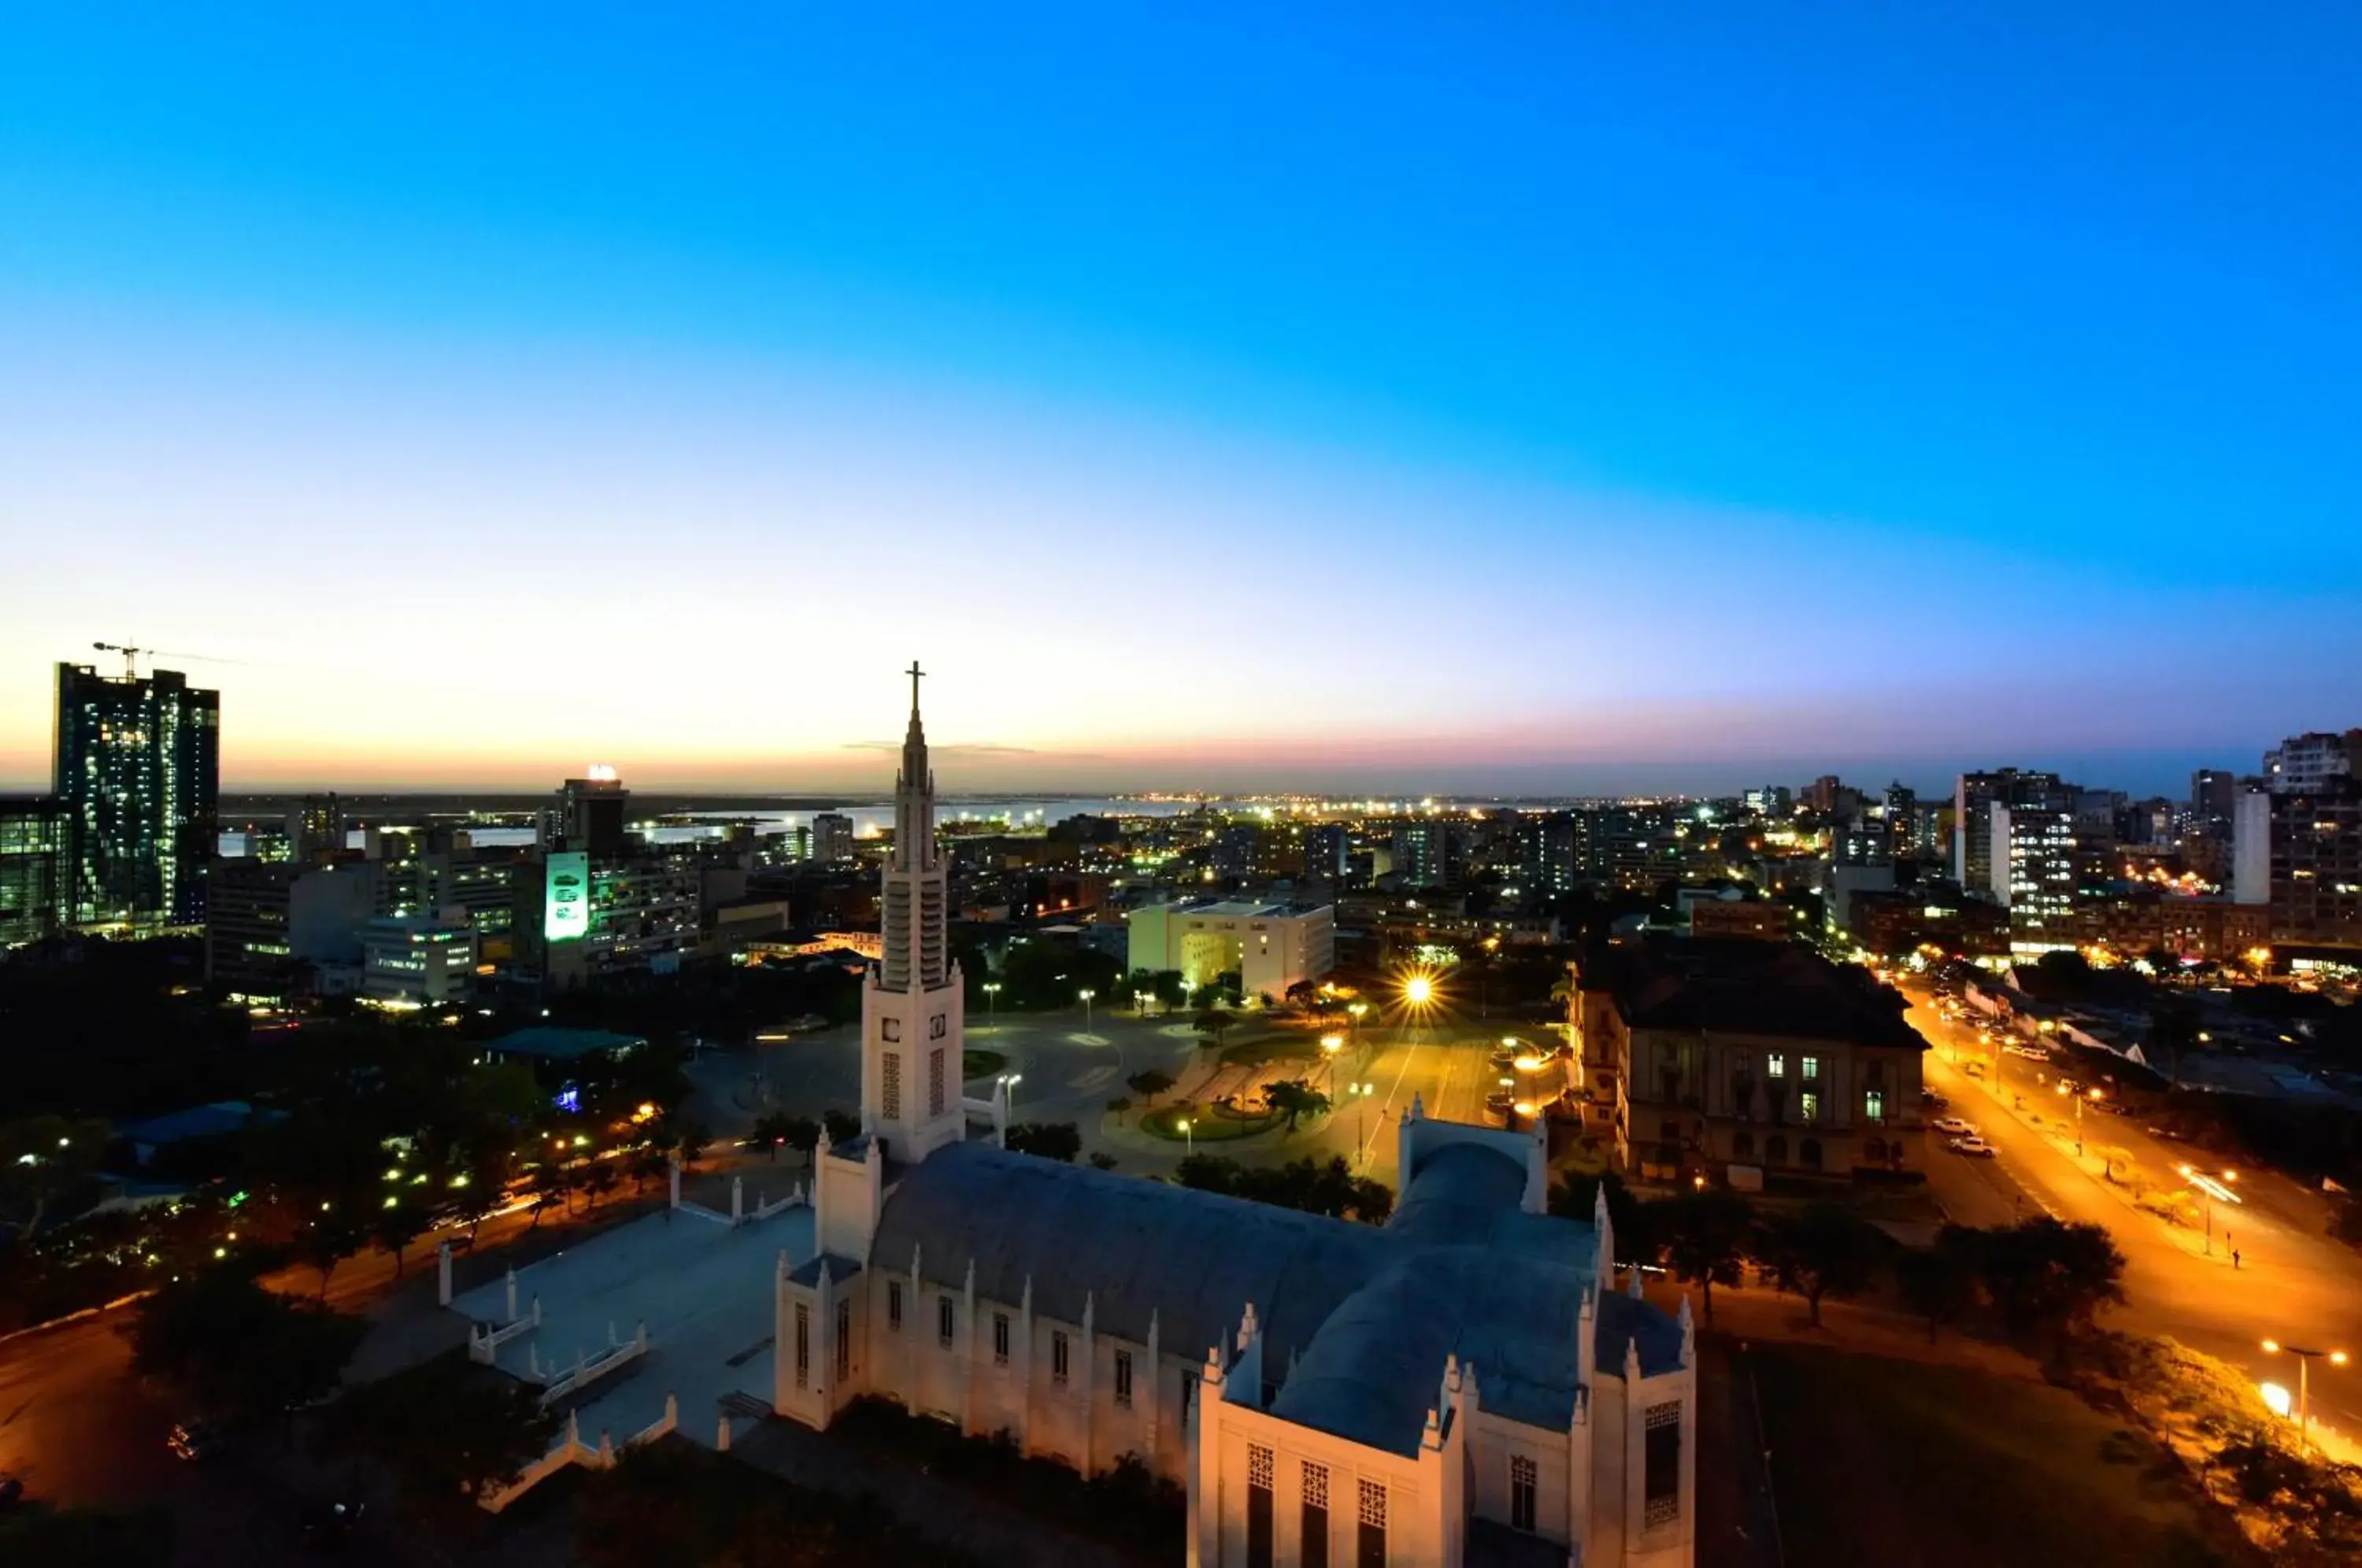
873, 1133, 1662, 1459
872, 1141, 1395, 1374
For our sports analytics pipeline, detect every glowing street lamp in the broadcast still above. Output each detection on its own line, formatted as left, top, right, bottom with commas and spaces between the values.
983, 982, 1001, 1019
1349, 1082, 1376, 1166
2178, 1163, 2242, 1255
2260, 1340, 2349, 1453
1320, 1033, 1345, 1090
999, 1072, 1024, 1115
1404, 974, 1435, 1008
1079, 988, 1096, 1032
1178, 1116, 1194, 1155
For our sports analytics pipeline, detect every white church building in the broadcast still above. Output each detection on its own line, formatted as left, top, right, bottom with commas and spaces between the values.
771, 671, 1698, 1568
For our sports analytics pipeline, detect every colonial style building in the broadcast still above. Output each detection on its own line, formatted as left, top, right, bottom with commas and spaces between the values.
1570, 937, 1928, 1182
776, 671, 1697, 1567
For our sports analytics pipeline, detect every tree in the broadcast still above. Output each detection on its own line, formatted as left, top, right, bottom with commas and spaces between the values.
627, 1144, 670, 1196
1975, 1216, 2127, 1360
749, 1111, 794, 1161
1262, 1078, 1331, 1133
528, 1161, 574, 1229
667, 1118, 713, 1173
1005, 1122, 1083, 1163
1760, 1203, 1889, 1328
294, 1209, 367, 1303
776, 1115, 824, 1163
1895, 1230, 1980, 1344
370, 1202, 431, 1280
1193, 1008, 1235, 1049
1126, 1069, 1177, 1105
1649, 1188, 1755, 1326
1106, 1096, 1132, 1126
126, 1269, 362, 1426
0, 1115, 111, 1237
1549, 1171, 1653, 1268
322, 1354, 559, 1527
822, 1109, 864, 1147
583, 1162, 620, 1209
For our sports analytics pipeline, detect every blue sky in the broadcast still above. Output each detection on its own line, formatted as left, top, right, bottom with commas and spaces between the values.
2, 4, 2356, 796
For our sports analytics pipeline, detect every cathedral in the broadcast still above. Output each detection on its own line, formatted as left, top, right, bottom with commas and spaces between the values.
774, 671, 1697, 1568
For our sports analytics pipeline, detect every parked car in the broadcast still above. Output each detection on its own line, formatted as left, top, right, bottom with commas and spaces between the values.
1960, 1060, 1987, 1078
1932, 1116, 1977, 1137
1948, 1137, 1997, 1158
168, 1420, 220, 1462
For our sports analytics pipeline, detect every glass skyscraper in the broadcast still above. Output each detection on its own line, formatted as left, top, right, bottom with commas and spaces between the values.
53, 662, 220, 934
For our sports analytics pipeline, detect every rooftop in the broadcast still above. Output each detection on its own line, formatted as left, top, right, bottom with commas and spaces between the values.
1589, 936, 1923, 1051
484, 1026, 650, 1061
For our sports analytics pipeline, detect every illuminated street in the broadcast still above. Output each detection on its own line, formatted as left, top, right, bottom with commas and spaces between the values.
1908, 989, 2362, 1451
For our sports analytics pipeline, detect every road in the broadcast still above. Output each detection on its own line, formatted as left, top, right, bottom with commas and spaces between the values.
1907, 986, 2362, 1448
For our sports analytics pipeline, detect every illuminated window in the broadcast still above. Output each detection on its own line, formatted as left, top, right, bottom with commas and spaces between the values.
1865, 1089, 1886, 1123
1766, 1054, 1786, 1078
1800, 1091, 1820, 1122
1801, 1056, 1820, 1081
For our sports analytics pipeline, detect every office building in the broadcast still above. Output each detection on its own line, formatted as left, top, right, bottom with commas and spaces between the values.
1128, 899, 1336, 999
0, 795, 72, 948
53, 662, 220, 933
1952, 768, 2071, 895
554, 767, 630, 860
812, 812, 857, 863
1989, 802, 2077, 950
2264, 730, 2360, 794
2233, 778, 2362, 949
206, 858, 386, 996
1516, 812, 1583, 894
2190, 768, 2238, 827
1301, 823, 1349, 882
290, 793, 347, 863
359, 915, 479, 1005
1390, 820, 1456, 889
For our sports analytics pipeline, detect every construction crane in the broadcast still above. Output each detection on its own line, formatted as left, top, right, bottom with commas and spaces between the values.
91, 642, 246, 679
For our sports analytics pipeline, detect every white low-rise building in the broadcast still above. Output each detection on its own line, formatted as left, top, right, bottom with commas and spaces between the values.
1130, 899, 1336, 1000
359, 914, 476, 1005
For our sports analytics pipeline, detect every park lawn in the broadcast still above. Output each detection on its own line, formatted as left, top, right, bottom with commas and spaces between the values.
1218, 1036, 1318, 1068
1748, 1341, 2250, 1568
1138, 1104, 1281, 1142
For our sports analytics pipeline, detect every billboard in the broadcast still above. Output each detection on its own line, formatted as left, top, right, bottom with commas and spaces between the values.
545, 851, 590, 943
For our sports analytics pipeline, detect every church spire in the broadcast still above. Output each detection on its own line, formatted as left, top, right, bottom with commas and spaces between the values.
894, 660, 933, 873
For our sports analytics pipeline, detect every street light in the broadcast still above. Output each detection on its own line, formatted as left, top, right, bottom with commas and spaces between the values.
999, 1072, 1024, 1115
1349, 1082, 1376, 1167
2178, 1163, 2242, 1255
1178, 1116, 1193, 1155
1079, 988, 1096, 1033
2056, 1082, 2105, 1156
2260, 1340, 2349, 1453
983, 982, 1001, 1019
1320, 1034, 1344, 1091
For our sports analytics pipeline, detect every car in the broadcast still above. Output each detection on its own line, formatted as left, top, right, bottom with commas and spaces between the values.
1920, 1088, 1946, 1108
302, 1499, 367, 1547
1932, 1116, 1977, 1136
168, 1420, 221, 1462
1960, 1060, 1987, 1078
1948, 1137, 1997, 1158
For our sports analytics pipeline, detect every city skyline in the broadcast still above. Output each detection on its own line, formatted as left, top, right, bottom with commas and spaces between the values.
6, 6, 2358, 793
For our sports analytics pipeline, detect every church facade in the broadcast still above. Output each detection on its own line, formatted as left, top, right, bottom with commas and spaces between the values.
774, 672, 1697, 1567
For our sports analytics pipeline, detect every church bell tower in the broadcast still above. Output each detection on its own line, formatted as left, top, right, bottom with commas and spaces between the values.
860, 663, 968, 1163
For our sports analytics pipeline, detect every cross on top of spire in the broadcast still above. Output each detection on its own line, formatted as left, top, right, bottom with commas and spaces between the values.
907, 660, 924, 714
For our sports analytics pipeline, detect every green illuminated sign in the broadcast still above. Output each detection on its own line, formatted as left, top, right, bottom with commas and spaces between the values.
545, 851, 589, 943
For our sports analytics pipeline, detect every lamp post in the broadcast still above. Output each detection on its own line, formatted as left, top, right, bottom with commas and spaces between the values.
2260, 1340, 2349, 1454
1349, 1082, 1375, 1167
1179, 1116, 1193, 1156
2178, 1163, 2241, 1255
1079, 988, 1096, 1034
2056, 1082, 2105, 1156
1320, 1034, 1344, 1093
999, 1072, 1024, 1116
983, 982, 1001, 1020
